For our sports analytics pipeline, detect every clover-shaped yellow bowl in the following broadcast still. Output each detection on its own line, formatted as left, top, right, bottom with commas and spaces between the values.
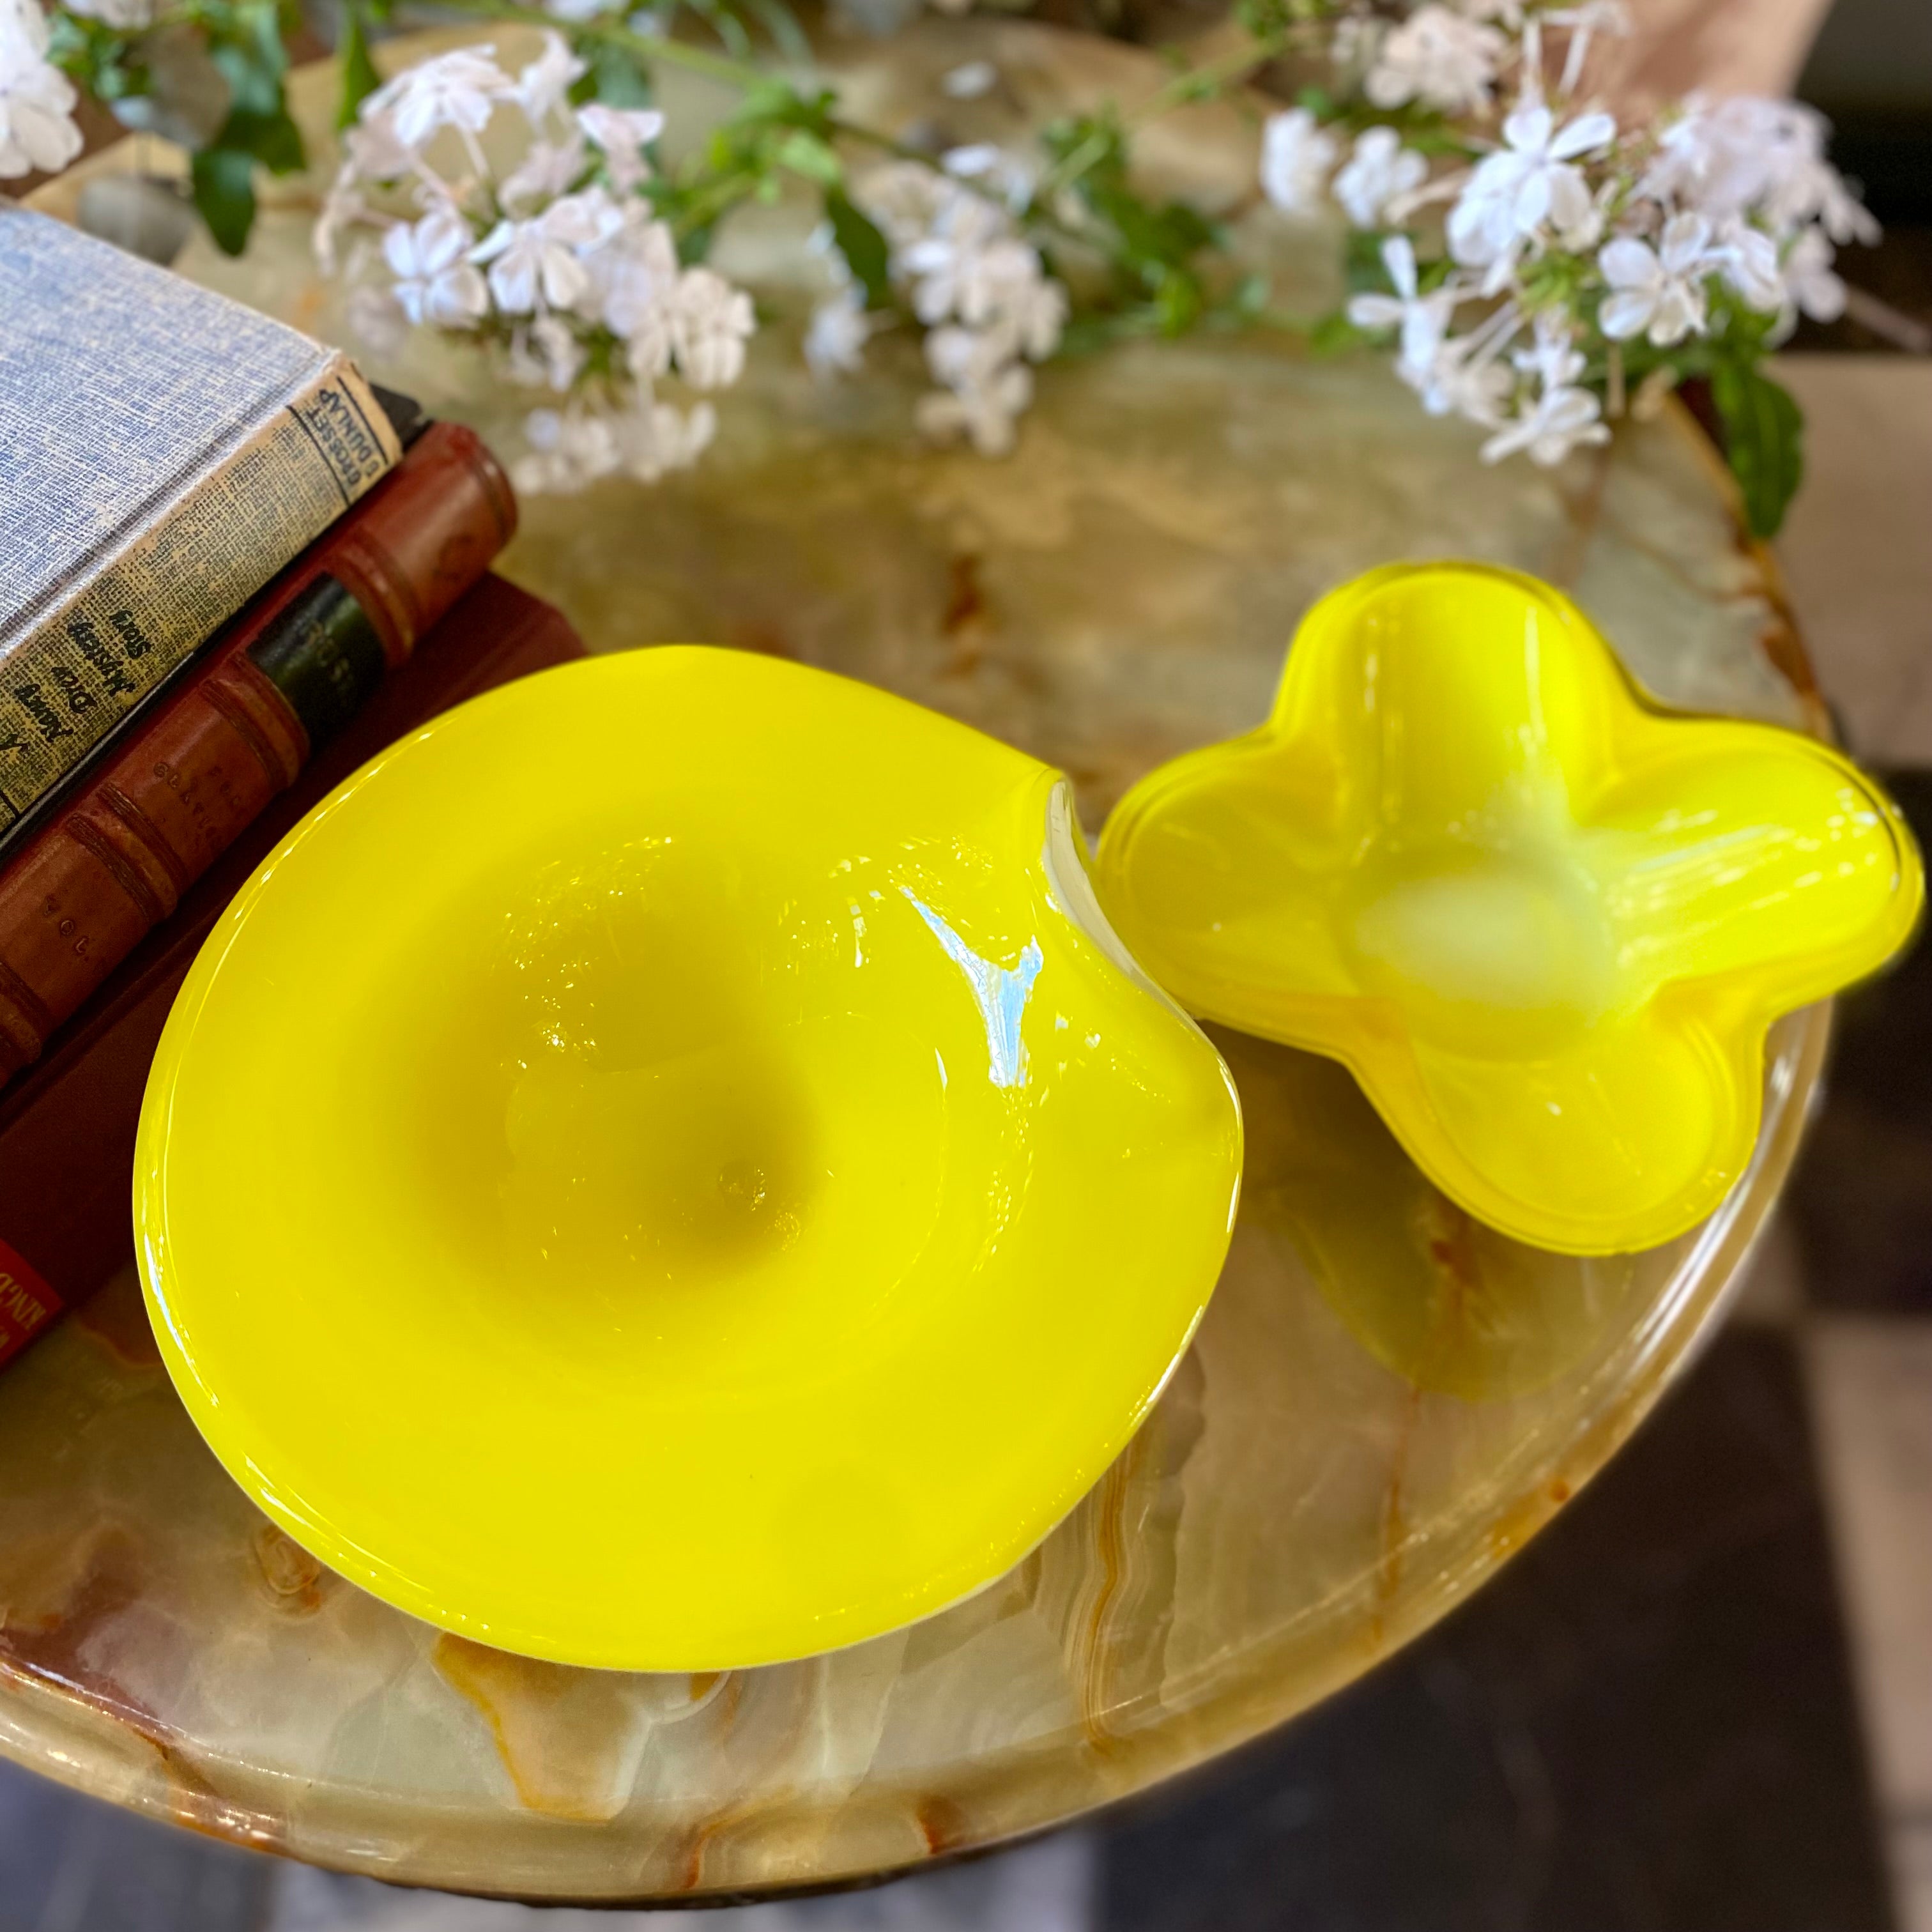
1094, 563, 1922, 1255
136, 648, 1242, 1670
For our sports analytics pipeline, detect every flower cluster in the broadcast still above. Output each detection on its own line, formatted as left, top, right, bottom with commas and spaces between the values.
1, 0, 82, 178
1259, 0, 1876, 513
319, 35, 755, 492
851, 151, 1068, 456
24, 0, 1871, 528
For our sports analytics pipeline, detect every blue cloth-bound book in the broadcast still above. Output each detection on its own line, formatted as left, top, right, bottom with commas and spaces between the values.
0, 206, 403, 843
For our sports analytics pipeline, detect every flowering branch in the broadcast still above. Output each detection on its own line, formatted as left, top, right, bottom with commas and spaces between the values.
1252, 0, 1876, 532
8, 0, 1876, 526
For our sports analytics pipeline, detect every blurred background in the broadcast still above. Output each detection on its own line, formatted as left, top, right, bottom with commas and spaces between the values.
3, 0, 1930, 1923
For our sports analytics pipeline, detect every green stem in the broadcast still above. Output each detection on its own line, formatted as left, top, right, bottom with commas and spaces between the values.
668, 164, 763, 237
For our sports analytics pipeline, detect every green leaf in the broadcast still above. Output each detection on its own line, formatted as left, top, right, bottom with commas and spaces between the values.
1152, 267, 1204, 336
1308, 309, 1366, 355
574, 36, 654, 109
732, 80, 837, 137
824, 189, 891, 307
206, 0, 288, 116
774, 129, 841, 185
1710, 361, 1805, 539
335, 3, 382, 130
217, 103, 305, 173
190, 144, 257, 256
1342, 226, 1391, 294
1234, 0, 1292, 39
47, 9, 149, 102
1057, 307, 1159, 358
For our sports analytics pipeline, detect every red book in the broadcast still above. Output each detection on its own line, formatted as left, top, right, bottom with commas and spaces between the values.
0, 420, 518, 1090
0, 574, 587, 1367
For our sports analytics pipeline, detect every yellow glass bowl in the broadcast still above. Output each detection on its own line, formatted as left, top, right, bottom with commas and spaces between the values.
1094, 562, 1922, 1255
136, 648, 1242, 1671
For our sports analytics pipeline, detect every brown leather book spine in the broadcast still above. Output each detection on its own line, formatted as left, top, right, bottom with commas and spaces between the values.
0, 576, 585, 1368
0, 422, 516, 1088
0, 1236, 61, 1368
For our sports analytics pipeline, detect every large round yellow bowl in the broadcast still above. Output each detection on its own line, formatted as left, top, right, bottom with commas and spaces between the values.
135, 648, 1243, 1671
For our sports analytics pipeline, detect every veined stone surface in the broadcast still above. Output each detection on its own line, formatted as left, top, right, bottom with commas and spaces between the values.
11, 19, 1827, 1903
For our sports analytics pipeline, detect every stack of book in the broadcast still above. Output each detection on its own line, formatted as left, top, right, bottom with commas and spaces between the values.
0, 206, 586, 1368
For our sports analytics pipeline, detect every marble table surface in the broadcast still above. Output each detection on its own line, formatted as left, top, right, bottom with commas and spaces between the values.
7, 18, 1834, 1903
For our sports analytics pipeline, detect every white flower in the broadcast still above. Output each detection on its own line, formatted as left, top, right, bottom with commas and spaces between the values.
1636, 96, 1712, 206
907, 203, 1064, 356
373, 49, 515, 150
314, 173, 368, 277
1332, 126, 1429, 229
1366, 6, 1506, 116
918, 328, 1034, 457
342, 109, 417, 182
1512, 309, 1587, 390
1712, 215, 1784, 311
1004, 268, 1067, 361
517, 32, 586, 126
915, 365, 1032, 457
617, 399, 716, 481
805, 285, 878, 377
515, 395, 714, 494
1704, 98, 1832, 229
514, 404, 618, 493
582, 207, 679, 356
940, 60, 997, 100
500, 135, 587, 212
1782, 226, 1846, 323
1482, 318, 1609, 466
509, 313, 588, 389
1448, 100, 1617, 270
1259, 109, 1338, 217
901, 191, 1008, 321
1330, 13, 1384, 79
544, 0, 613, 20
1805, 168, 1880, 250
670, 266, 755, 388
1346, 236, 1460, 388
1597, 211, 1713, 346
955, 237, 1043, 332
1640, 95, 1877, 247
383, 206, 490, 328
471, 194, 613, 314
866, 161, 1063, 351
1481, 383, 1607, 466
1414, 332, 1515, 422
0, 0, 82, 180
577, 103, 663, 194
855, 156, 1064, 456
942, 143, 1034, 213
856, 160, 950, 250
